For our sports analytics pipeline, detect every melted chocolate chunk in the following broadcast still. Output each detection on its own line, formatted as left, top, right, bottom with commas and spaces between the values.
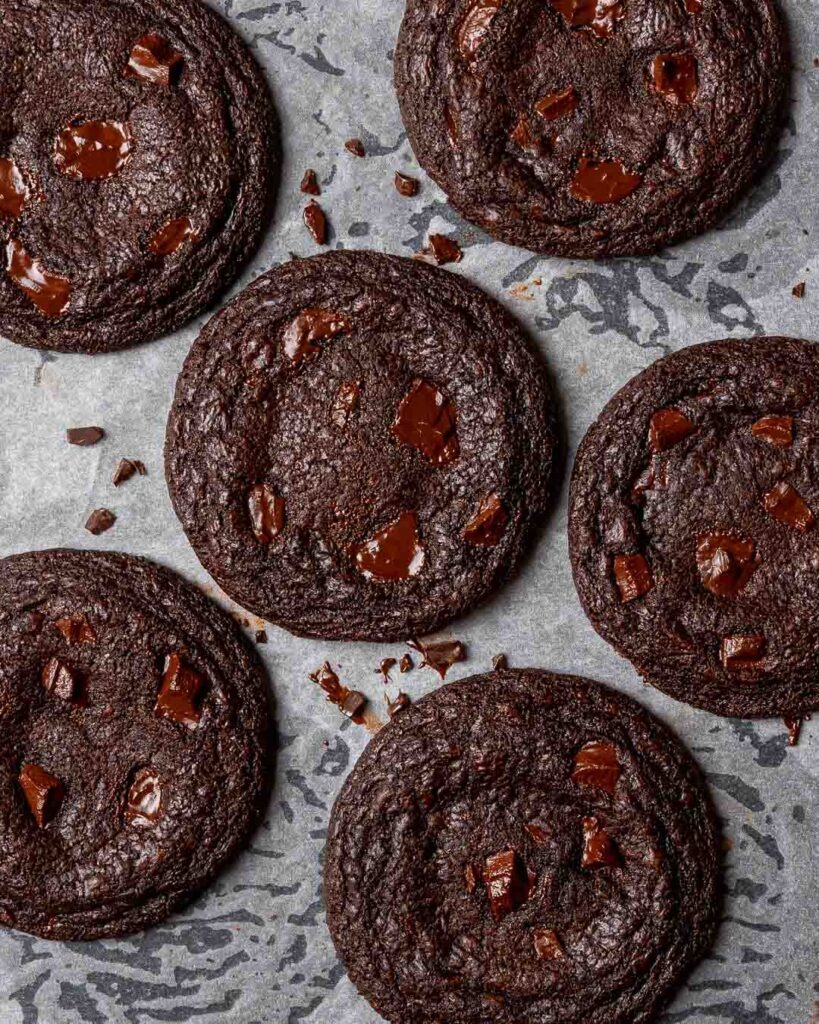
112, 459, 147, 486
386, 691, 411, 717
648, 407, 695, 452
283, 307, 351, 368
456, 0, 502, 61
125, 768, 163, 825
149, 217, 198, 256
571, 740, 620, 794
570, 157, 642, 204
613, 553, 653, 603
763, 481, 814, 531
353, 512, 425, 581
54, 614, 96, 645
751, 415, 793, 447
345, 138, 366, 157
399, 653, 414, 673
310, 662, 368, 722
792, 282, 806, 299
685, 0, 703, 12
85, 508, 116, 535
331, 380, 362, 428
54, 120, 133, 181
422, 234, 463, 265
483, 849, 530, 920
300, 168, 320, 195
66, 426, 104, 447
696, 534, 758, 598
392, 379, 460, 466
651, 53, 698, 105
126, 33, 184, 87
492, 653, 508, 671
720, 635, 766, 671
409, 638, 466, 678
784, 716, 803, 746
6, 239, 71, 317
19, 764, 64, 828
395, 171, 420, 197
533, 928, 565, 960
42, 657, 80, 702
0, 158, 28, 219
155, 652, 205, 729
304, 201, 328, 244
463, 493, 508, 547
581, 816, 620, 868
377, 657, 397, 682
248, 484, 285, 543
550, 0, 625, 39
534, 86, 578, 122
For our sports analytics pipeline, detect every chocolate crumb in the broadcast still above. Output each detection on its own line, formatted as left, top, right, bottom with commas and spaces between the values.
345, 138, 366, 157
255, 630, 268, 644
112, 459, 147, 486
784, 716, 804, 746
492, 654, 508, 671
419, 234, 463, 265
377, 657, 397, 683
67, 426, 104, 447
300, 168, 320, 195
395, 171, 419, 197
304, 201, 328, 245
85, 508, 116, 535
792, 282, 806, 298
385, 691, 411, 718
399, 653, 413, 673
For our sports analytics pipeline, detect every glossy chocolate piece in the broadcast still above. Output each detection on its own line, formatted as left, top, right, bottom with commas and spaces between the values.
54, 614, 96, 645
408, 638, 466, 678
613, 553, 653, 603
463, 493, 507, 547
155, 652, 205, 729
126, 33, 184, 87
85, 508, 116, 535
19, 764, 65, 828
456, 0, 502, 61
534, 86, 578, 122
283, 307, 351, 368
149, 217, 198, 256
353, 512, 425, 581
763, 481, 814, 531
581, 815, 620, 868
399, 653, 413, 673
0, 158, 28, 219
345, 138, 366, 157
385, 691, 411, 717
422, 233, 463, 265
112, 459, 147, 486
696, 534, 758, 597
66, 426, 104, 447
720, 634, 766, 671
570, 157, 642, 204
648, 407, 695, 452
395, 171, 420, 197
248, 484, 285, 543
751, 415, 793, 447
42, 657, 81, 702
482, 849, 530, 920
392, 379, 459, 466
300, 168, 320, 195
125, 768, 164, 825
550, 0, 625, 37
651, 53, 698, 105
6, 239, 71, 317
310, 662, 368, 723
571, 740, 620, 794
304, 201, 328, 244
54, 120, 133, 181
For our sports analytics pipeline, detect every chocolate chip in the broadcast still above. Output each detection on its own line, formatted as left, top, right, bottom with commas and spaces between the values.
456, 0, 502, 61
420, 233, 463, 265
255, 629, 268, 644
300, 168, 320, 195
354, 512, 425, 581
648, 407, 695, 452
492, 653, 508, 671
125, 767, 163, 825
550, 0, 625, 36
581, 816, 620, 869
331, 379, 361, 428
304, 201, 328, 244
248, 484, 285, 543
763, 481, 814, 531
54, 119, 133, 180
399, 653, 413, 673
377, 657, 397, 682
341, 690, 368, 719
85, 508, 116, 535
392, 378, 459, 466
6, 239, 71, 317
463, 493, 508, 547
125, 33, 184, 87
572, 740, 621, 794
149, 217, 198, 256
408, 638, 466, 678
792, 282, 806, 298
385, 691, 411, 718
533, 928, 565, 960
345, 138, 366, 157
534, 86, 578, 121
613, 553, 653, 603
19, 764, 64, 828
0, 157, 28, 219
54, 614, 96, 645
651, 53, 698, 105
720, 635, 766, 671
571, 156, 641, 204
66, 426, 104, 447
751, 415, 793, 447
311, 662, 368, 723
283, 307, 351, 367
483, 849, 531, 920
395, 171, 419, 197
784, 717, 803, 746
696, 533, 758, 598
41, 657, 80, 702
112, 459, 147, 486
155, 653, 205, 729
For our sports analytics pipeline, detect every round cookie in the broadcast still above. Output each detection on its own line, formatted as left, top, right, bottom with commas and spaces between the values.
325, 668, 720, 1024
395, 0, 787, 258
165, 250, 557, 642
570, 336, 819, 718
0, 549, 273, 941
0, 0, 277, 353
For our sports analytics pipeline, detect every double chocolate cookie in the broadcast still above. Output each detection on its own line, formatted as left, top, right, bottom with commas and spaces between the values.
325, 669, 720, 1024
570, 337, 819, 718
0, 0, 277, 353
395, 0, 787, 258
0, 549, 272, 940
165, 250, 557, 641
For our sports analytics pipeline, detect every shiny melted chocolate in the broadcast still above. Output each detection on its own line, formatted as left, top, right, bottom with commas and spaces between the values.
353, 512, 425, 582
392, 379, 459, 466
54, 120, 133, 181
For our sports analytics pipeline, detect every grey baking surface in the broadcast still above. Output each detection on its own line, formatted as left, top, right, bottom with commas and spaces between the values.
0, 0, 818, 1020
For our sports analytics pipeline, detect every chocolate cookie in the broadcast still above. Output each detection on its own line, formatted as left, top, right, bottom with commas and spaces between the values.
0, 0, 277, 353
0, 549, 273, 940
165, 250, 557, 641
395, 0, 787, 258
325, 669, 720, 1024
570, 336, 819, 718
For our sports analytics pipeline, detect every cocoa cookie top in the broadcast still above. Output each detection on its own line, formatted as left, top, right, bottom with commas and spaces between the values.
395, 0, 787, 258
0, 0, 277, 353
570, 336, 819, 718
165, 250, 557, 642
325, 669, 720, 1024
0, 549, 272, 941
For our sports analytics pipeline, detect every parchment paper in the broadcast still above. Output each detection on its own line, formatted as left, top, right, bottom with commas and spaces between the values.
0, 0, 817, 1020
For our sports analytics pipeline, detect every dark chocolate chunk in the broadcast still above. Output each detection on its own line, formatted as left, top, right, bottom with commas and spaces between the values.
648, 407, 695, 452
720, 634, 766, 671
571, 740, 620, 794
483, 849, 530, 920
85, 508, 116, 535
651, 53, 698, 105
784, 716, 803, 746
304, 201, 328, 244
392, 378, 459, 466
534, 86, 578, 122
581, 815, 620, 868
341, 690, 368, 719
19, 764, 65, 828
613, 554, 653, 603
125, 768, 163, 826
763, 481, 814, 531
125, 33, 184, 87
395, 171, 420, 197
54, 614, 96, 645
386, 691, 411, 717
155, 652, 205, 729
283, 307, 351, 368
54, 120, 133, 181
408, 638, 466, 678
66, 426, 104, 447
300, 168, 321, 195
42, 657, 80, 702
399, 653, 414, 673
456, 0, 502, 61
112, 459, 147, 486
6, 239, 71, 317
550, 0, 625, 37
310, 662, 368, 722
751, 415, 793, 447
696, 534, 758, 598
377, 658, 397, 682
421, 234, 463, 265
345, 138, 366, 157
570, 157, 642, 205
0, 158, 28, 219
248, 484, 285, 543
255, 629, 268, 644
463, 493, 507, 547
353, 512, 426, 582
492, 653, 508, 671
149, 217, 198, 256
792, 282, 806, 299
